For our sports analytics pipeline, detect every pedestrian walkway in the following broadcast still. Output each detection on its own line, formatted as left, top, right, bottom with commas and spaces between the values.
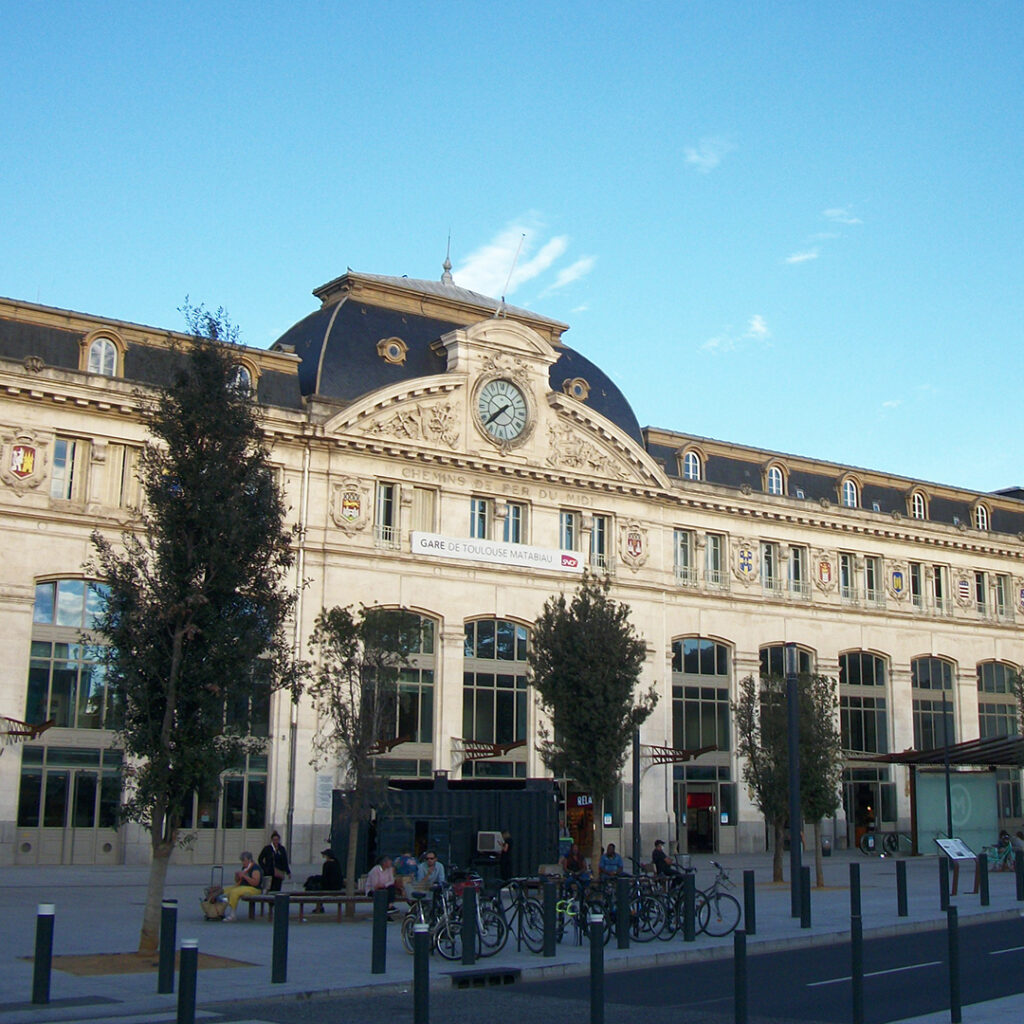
0, 850, 1020, 1024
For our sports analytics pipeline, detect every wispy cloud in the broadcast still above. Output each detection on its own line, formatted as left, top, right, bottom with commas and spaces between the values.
881, 399, 902, 410
454, 218, 594, 299
702, 314, 771, 353
684, 136, 735, 174
785, 249, 819, 264
745, 314, 770, 340
823, 206, 862, 225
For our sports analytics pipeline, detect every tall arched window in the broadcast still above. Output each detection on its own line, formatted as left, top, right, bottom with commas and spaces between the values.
759, 643, 814, 677
671, 637, 731, 751
766, 465, 784, 496
682, 451, 702, 481
839, 651, 889, 753
87, 337, 117, 376
977, 661, 1019, 738
911, 656, 955, 749
841, 479, 858, 508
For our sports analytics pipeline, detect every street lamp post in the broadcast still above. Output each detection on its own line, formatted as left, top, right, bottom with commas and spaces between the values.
785, 643, 802, 918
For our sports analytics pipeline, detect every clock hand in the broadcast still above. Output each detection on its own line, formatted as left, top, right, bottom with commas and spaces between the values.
485, 403, 510, 426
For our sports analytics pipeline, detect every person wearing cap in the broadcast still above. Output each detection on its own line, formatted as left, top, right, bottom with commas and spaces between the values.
320, 848, 343, 891
652, 839, 684, 878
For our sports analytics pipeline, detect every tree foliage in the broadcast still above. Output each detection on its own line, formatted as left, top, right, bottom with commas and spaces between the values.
528, 574, 656, 866
307, 604, 423, 894
89, 304, 298, 952
733, 672, 844, 884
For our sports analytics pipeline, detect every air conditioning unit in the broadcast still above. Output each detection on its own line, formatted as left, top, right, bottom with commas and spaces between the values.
477, 830, 504, 854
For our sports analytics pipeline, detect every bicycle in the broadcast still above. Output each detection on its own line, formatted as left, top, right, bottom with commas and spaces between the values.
882, 831, 913, 855
694, 861, 741, 937
983, 841, 1016, 872
490, 878, 544, 953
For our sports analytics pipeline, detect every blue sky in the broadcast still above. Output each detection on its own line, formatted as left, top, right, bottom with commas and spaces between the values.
2, 2, 1020, 493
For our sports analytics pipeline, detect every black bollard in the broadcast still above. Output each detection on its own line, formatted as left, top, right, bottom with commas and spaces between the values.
616, 877, 631, 949
461, 885, 478, 966
939, 857, 950, 911
1016, 850, 1024, 902
947, 905, 961, 1024
413, 922, 430, 1024
589, 912, 605, 1024
978, 854, 989, 907
733, 929, 747, 1024
542, 880, 556, 957
372, 889, 388, 974
896, 859, 908, 917
158, 899, 177, 994
849, 862, 861, 916
176, 938, 198, 1024
743, 870, 756, 935
682, 872, 696, 942
271, 892, 289, 983
800, 866, 811, 928
851, 915, 864, 1024
31, 903, 54, 1005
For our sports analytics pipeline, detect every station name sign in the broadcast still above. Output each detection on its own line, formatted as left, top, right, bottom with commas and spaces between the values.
411, 532, 584, 574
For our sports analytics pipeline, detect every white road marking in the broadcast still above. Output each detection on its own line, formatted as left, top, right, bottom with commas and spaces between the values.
989, 945, 1024, 955
808, 960, 942, 987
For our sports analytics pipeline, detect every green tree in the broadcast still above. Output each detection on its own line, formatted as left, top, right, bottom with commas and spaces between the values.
90, 305, 298, 953
529, 574, 656, 870
307, 605, 423, 895
733, 672, 844, 885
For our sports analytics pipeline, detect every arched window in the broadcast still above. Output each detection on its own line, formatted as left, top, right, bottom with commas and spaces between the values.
766, 465, 784, 496
87, 337, 117, 376
911, 492, 926, 520
759, 644, 815, 677
839, 651, 888, 753
974, 504, 989, 531
977, 662, 1019, 737
911, 656, 955, 749
228, 364, 253, 395
671, 637, 731, 752
841, 479, 858, 508
682, 451, 702, 481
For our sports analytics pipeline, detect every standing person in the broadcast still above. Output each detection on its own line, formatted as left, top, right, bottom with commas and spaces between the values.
258, 830, 291, 892
499, 830, 513, 881
598, 842, 625, 878
222, 851, 263, 922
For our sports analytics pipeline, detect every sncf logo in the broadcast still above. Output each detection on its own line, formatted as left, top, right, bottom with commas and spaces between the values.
561, 555, 579, 568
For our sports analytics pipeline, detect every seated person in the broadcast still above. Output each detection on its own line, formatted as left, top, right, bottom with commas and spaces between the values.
598, 842, 626, 879
393, 850, 418, 896
652, 839, 685, 879
308, 848, 344, 913
412, 850, 446, 890
559, 842, 591, 883
222, 851, 263, 922
365, 855, 398, 912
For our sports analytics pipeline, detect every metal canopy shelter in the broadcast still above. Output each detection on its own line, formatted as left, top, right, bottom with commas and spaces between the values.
849, 735, 1024, 854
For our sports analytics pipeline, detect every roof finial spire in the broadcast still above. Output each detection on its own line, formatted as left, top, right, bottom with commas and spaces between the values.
441, 233, 453, 285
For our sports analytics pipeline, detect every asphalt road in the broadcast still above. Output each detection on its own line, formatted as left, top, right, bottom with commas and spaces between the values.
205, 917, 1024, 1024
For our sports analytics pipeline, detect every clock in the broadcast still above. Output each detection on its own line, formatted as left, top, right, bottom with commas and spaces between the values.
476, 378, 529, 443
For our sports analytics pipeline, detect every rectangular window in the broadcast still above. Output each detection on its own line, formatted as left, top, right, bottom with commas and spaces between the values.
50, 438, 88, 501
674, 529, 696, 586
910, 562, 923, 610
933, 565, 949, 614
559, 510, 578, 551
913, 698, 956, 749
590, 514, 610, 569
374, 482, 399, 548
760, 542, 782, 594
704, 533, 725, 588
411, 487, 436, 533
103, 443, 141, 508
975, 571, 988, 617
469, 497, 490, 539
840, 695, 889, 753
994, 574, 1011, 621
864, 556, 884, 608
788, 545, 809, 598
502, 502, 525, 544
672, 684, 731, 752
839, 552, 858, 603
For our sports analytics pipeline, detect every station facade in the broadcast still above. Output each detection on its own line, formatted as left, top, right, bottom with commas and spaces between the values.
1, 267, 1022, 867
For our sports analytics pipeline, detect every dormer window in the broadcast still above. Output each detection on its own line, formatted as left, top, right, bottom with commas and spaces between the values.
228, 364, 253, 395
766, 465, 784, 496
974, 504, 989, 531
841, 479, 858, 508
910, 491, 927, 520
682, 451, 702, 482
87, 337, 117, 376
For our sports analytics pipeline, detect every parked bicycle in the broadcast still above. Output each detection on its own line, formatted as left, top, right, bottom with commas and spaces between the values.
694, 861, 741, 936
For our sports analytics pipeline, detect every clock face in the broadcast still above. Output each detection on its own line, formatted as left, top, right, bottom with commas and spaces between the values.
477, 378, 529, 442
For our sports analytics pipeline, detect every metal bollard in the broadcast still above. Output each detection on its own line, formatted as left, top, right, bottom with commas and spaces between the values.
849, 862, 861, 916
851, 915, 863, 1024
978, 854, 989, 907
372, 889, 388, 974
742, 870, 756, 935
461, 885, 477, 966
589, 911, 605, 1024
158, 899, 177, 994
896, 859, 908, 917
1016, 850, 1024, 901
271, 892, 289, 983
176, 938, 198, 1024
733, 929, 747, 1024
615, 877, 630, 949
31, 903, 55, 1005
947, 905, 961, 1024
542, 880, 556, 957
939, 857, 950, 911
413, 921, 430, 1024
800, 866, 811, 928
682, 872, 696, 942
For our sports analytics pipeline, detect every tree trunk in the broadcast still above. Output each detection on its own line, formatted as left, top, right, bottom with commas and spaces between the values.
772, 821, 784, 882
139, 837, 174, 954
590, 797, 604, 877
813, 820, 824, 888
345, 816, 360, 898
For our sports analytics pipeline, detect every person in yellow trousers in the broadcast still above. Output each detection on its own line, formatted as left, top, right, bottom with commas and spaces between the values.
223, 852, 263, 921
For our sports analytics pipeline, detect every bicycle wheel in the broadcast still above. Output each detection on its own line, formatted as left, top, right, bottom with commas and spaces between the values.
882, 832, 899, 855
630, 895, 667, 942
858, 831, 878, 855
478, 905, 508, 957
698, 892, 741, 936
400, 911, 421, 954
519, 898, 546, 953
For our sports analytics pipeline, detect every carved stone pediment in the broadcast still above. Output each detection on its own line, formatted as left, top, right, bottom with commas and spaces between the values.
545, 422, 630, 481
363, 398, 462, 450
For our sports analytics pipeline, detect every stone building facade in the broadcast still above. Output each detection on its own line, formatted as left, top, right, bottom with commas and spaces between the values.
1, 269, 1022, 866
